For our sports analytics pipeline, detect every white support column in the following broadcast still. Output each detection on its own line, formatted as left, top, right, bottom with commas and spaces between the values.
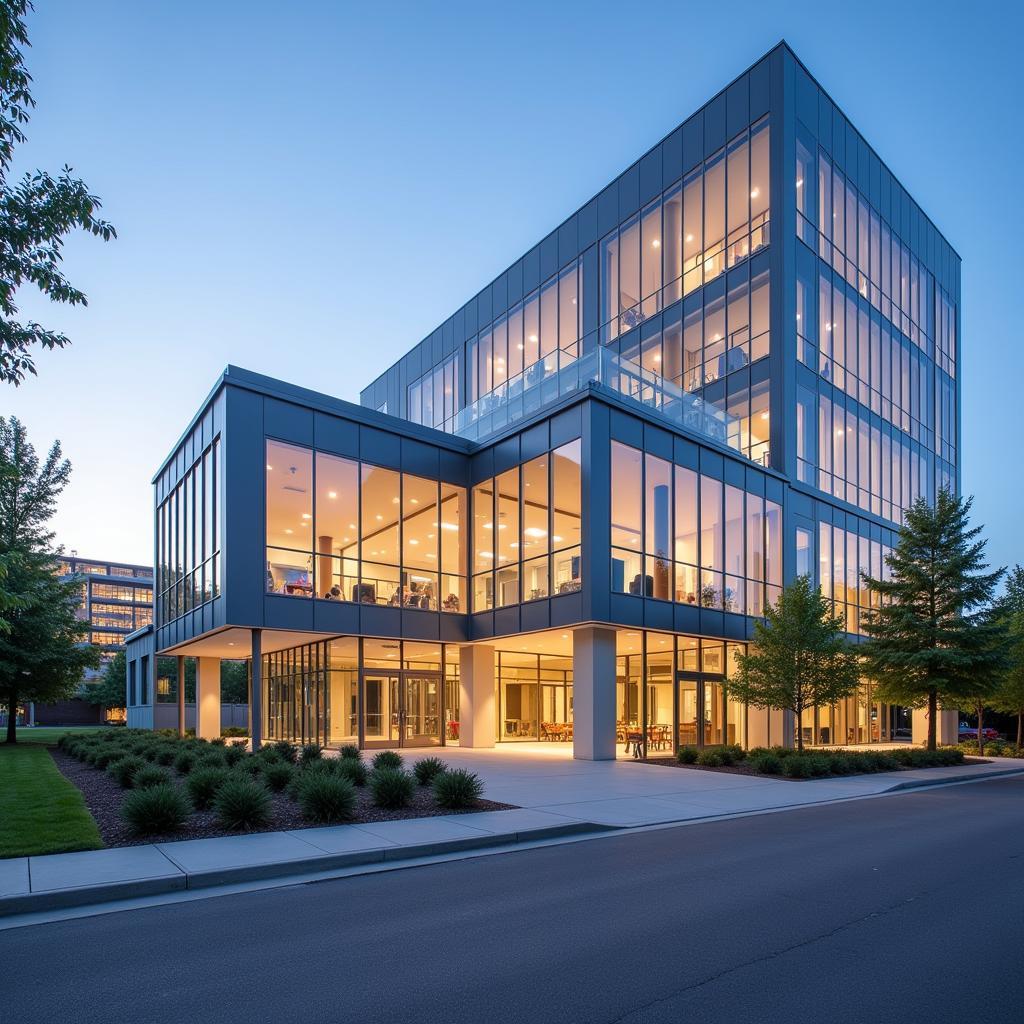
573, 626, 617, 761
250, 629, 263, 751
458, 645, 495, 748
912, 706, 959, 746
196, 657, 221, 741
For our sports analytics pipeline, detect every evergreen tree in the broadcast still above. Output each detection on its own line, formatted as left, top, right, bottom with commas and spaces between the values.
730, 575, 860, 753
0, 1, 116, 384
0, 416, 98, 741
861, 490, 1007, 751
83, 649, 127, 713
992, 565, 1024, 747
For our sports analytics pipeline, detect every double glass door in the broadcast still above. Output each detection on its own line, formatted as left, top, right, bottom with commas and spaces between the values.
362, 671, 442, 748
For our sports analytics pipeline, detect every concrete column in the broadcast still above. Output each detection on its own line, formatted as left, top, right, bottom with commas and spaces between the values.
250, 629, 263, 751
912, 706, 959, 746
458, 645, 495, 749
176, 655, 186, 737
196, 657, 221, 740
572, 626, 617, 760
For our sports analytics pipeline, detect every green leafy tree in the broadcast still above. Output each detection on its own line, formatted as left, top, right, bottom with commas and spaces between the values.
0, 416, 98, 741
993, 565, 1024, 746
82, 649, 126, 713
861, 490, 1007, 751
730, 575, 861, 752
221, 661, 249, 704
0, 1, 115, 384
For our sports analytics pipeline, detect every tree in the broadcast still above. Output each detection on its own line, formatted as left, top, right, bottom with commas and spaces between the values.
993, 565, 1024, 746
0, 1, 115, 385
83, 649, 126, 713
0, 416, 99, 741
730, 575, 861, 753
221, 661, 249, 704
861, 490, 1007, 751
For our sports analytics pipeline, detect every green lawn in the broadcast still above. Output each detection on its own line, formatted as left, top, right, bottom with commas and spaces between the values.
2, 726, 107, 746
0, 743, 104, 858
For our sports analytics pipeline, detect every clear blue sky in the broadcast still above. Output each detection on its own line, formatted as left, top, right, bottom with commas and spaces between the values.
5, 0, 1022, 573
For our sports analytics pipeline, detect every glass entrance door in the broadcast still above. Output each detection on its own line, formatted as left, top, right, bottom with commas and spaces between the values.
362, 671, 441, 748
403, 673, 442, 746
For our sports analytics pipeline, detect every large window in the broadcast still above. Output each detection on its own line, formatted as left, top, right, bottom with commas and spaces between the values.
610, 441, 780, 612
157, 437, 221, 623
471, 439, 582, 610
265, 441, 467, 612
601, 117, 770, 343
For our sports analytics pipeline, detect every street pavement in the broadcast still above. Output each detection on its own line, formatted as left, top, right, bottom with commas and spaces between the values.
6, 776, 1023, 1024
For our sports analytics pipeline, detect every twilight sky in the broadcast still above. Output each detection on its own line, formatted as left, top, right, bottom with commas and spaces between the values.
5, 0, 1022, 574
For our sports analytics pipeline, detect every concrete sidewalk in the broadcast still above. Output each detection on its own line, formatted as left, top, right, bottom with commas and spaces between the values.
3, 754, 1022, 918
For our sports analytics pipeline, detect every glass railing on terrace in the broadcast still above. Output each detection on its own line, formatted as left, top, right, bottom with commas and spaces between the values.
452, 347, 737, 453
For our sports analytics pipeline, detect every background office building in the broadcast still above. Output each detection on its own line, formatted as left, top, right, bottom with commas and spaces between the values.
128, 43, 959, 755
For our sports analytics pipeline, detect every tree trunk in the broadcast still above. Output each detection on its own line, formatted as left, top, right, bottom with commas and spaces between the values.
927, 688, 937, 752
4, 691, 17, 744
1017, 712, 1022, 749
977, 699, 985, 757
795, 704, 803, 754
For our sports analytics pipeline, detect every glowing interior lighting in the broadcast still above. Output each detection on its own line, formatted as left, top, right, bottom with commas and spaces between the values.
523, 527, 547, 539
685, 233, 694, 242
409, 539, 419, 545
375, 514, 383, 521
760, 411, 769, 420
440, 522, 459, 532
328, 491, 337, 499
284, 528, 293, 535
750, 187, 760, 199
796, 178, 804, 187
651, 238, 660, 248
301, 513, 311, 519
528, 334, 538, 343
266, 465, 273, 471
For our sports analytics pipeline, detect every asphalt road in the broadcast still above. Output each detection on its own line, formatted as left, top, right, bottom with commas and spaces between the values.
7, 777, 1024, 1024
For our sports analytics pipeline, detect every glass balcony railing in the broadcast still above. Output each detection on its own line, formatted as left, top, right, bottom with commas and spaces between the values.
452, 347, 737, 451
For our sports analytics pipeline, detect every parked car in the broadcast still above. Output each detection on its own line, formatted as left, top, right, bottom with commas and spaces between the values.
958, 723, 1000, 741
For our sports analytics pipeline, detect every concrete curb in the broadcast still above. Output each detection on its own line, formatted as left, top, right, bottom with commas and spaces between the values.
880, 764, 1024, 793
0, 820, 615, 918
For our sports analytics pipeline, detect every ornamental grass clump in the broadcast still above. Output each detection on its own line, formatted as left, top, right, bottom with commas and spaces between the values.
133, 765, 172, 790
433, 769, 484, 809
339, 744, 361, 761
223, 743, 247, 767
186, 765, 231, 810
154, 745, 178, 766
298, 773, 357, 824
370, 767, 415, 809
213, 776, 272, 831
262, 761, 295, 793
173, 750, 197, 775
676, 745, 699, 764
121, 784, 191, 836
107, 754, 147, 788
412, 757, 446, 786
300, 743, 322, 765
372, 750, 403, 772
335, 757, 367, 787
272, 740, 298, 764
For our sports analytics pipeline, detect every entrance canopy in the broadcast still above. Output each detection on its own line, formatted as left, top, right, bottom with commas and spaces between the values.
159, 626, 330, 660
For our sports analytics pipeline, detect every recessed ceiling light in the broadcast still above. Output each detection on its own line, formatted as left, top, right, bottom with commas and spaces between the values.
328, 491, 337, 499
302, 513, 311, 519
284, 528, 293, 535
685, 233, 693, 242
652, 239, 660, 248
750, 188, 759, 199
266, 464, 273, 471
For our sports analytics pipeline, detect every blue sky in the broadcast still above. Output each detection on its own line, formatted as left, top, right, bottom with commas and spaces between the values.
5, 0, 1022, 572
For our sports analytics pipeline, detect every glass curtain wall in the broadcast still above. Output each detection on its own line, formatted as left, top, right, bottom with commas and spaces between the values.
265, 440, 467, 612
611, 441, 781, 613
497, 652, 573, 741
616, 631, 747, 757
472, 439, 582, 610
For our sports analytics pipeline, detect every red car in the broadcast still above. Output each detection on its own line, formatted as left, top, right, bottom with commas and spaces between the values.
958, 724, 1000, 741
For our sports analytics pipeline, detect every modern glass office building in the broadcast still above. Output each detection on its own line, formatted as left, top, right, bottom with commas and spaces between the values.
127, 43, 959, 755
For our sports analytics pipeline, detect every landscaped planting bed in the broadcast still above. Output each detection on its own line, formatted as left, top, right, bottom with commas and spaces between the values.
644, 743, 977, 780
53, 730, 512, 848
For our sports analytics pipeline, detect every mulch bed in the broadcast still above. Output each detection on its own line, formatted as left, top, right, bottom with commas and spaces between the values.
50, 748, 515, 849
638, 755, 990, 781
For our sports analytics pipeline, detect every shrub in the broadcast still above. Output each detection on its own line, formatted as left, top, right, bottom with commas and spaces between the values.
826, 754, 854, 775
433, 769, 484, 809
236, 756, 264, 778
413, 757, 446, 786
262, 761, 295, 793
300, 743, 322, 765
336, 757, 367, 787
213, 776, 272, 831
121, 784, 191, 835
272, 740, 298, 764
723, 744, 746, 763
107, 755, 147, 788
224, 744, 247, 766
695, 748, 724, 767
210, 736, 226, 747
370, 767, 415, 809
173, 750, 197, 775
783, 756, 813, 778
222, 726, 248, 737
749, 753, 783, 775
134, 765, 172, 789
676, 745, 699, 764
92, 746, 127, 770
298, 773, 357, 824
186, 766, 231, 810
805, 755, 832, 777
339, 744, 361, 761
372, 750, 403, 772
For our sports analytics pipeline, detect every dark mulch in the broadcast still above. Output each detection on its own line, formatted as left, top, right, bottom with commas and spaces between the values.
50, 748, 514, 849
639, 754, 989, 781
